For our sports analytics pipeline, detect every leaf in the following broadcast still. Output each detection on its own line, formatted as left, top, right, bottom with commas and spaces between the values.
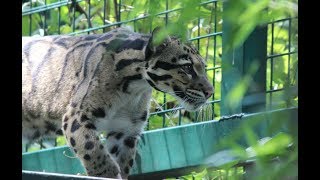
60, 25, 72, 34
205, 149, 241, 169
248, 132, 293, 158
56, 136, 67, 146
22, 16, 30, 36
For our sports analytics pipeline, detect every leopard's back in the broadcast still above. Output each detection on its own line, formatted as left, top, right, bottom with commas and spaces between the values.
22, 28, 149, 141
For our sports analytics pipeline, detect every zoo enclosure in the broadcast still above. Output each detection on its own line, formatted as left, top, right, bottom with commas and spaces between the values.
22, 0, 298, 179
22, 0, 298, 134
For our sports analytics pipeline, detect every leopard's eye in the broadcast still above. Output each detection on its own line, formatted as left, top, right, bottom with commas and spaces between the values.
181, 64, 193, 74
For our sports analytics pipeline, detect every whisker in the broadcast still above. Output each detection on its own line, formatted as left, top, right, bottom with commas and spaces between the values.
151, 98, 171, 121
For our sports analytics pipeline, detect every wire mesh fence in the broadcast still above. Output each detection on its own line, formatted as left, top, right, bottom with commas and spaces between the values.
266, 17, 298, 111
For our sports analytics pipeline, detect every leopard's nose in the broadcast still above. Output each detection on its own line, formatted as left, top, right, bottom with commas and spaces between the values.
203, 86, 214, 99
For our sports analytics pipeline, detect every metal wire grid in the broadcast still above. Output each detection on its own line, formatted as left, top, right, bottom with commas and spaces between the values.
22, 0, 223, 131
266, 17, 298, 110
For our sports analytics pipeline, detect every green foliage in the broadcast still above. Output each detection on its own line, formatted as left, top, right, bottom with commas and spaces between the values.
223, 0, 297, 51
180, 168, 210, 180
166, 168, 245, 180
26, 143, 41, 153
265, 16, 298, 109
224, 61, 260, 112
56, 135, 67, 146
171, 116, 297, 180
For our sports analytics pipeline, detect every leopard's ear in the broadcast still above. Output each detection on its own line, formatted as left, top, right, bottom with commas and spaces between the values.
147, 27, 171, 52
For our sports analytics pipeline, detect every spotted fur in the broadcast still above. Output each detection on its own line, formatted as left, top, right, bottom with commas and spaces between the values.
22, 27, 213, 179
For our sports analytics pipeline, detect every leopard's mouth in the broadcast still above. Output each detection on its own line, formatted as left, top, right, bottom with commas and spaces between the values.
173, 90, 207, 112
179, 99, 206, 111
168, 86, 208, 111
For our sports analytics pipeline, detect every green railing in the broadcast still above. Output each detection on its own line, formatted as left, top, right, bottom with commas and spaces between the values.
22, 107, 298, 179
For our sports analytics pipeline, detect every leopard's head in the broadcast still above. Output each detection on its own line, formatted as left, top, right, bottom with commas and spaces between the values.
144, 28, 214, 111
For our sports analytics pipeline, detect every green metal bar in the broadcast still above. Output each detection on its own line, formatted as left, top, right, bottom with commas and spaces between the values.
266, 84, 297, 95
242, 26, 267, 113
165, 0, 168, 26
162, 93, 166, 128
206, 66, 221, 71
22, 0, 85, 16
149, 107, 180, 116
103, 0, 106, 33
58, 0, 61, 34
88, 0, 91, 34
44, 0, 47, 35
288, 19, 292, 86
161, 0, 169, 128
267, 51, 297, 59
26, 144, 29, 152
72, 0, 76, 32
189, 32, 222, 42
221, 2, 243, 115
221, 1, 267, 115
201, 107, 204, 121
29, 0, 32, 36
267, 17, 298, 24
194, 6, 201, 122
200, 0, 218, 5
149, 13, 152, 33
269, 23, 275, 110
266, 88, 285, 93
178, 110, 182, 125
39, 140, 44, 149
212, 1, 217, 120
118, 0, 121, 26
197, 9, 200, 50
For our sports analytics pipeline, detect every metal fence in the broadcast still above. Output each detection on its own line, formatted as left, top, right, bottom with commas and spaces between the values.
267, 17, 298, 110
22, 0, 298, 150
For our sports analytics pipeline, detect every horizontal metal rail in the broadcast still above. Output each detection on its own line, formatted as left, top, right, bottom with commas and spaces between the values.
267, 51, 297, 59
22, 0, 218, 16
267, 16, 298, 24
189, 32, 223, 41
150, 100, 221, 116
22, 0, 85, 16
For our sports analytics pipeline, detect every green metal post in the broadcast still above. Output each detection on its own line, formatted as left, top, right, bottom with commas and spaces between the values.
221, 2, 267, 116
242, 27, 267, 113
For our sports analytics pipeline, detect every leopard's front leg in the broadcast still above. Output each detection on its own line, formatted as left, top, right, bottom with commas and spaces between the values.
106, 132, 140, 179
106, 111, 148, 179
62, 106, 121, 178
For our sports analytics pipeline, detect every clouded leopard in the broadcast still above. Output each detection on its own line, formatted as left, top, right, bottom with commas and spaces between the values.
22, 27, 214, 179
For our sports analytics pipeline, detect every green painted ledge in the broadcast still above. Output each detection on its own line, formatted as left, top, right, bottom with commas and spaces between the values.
22, 107, 297, 179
